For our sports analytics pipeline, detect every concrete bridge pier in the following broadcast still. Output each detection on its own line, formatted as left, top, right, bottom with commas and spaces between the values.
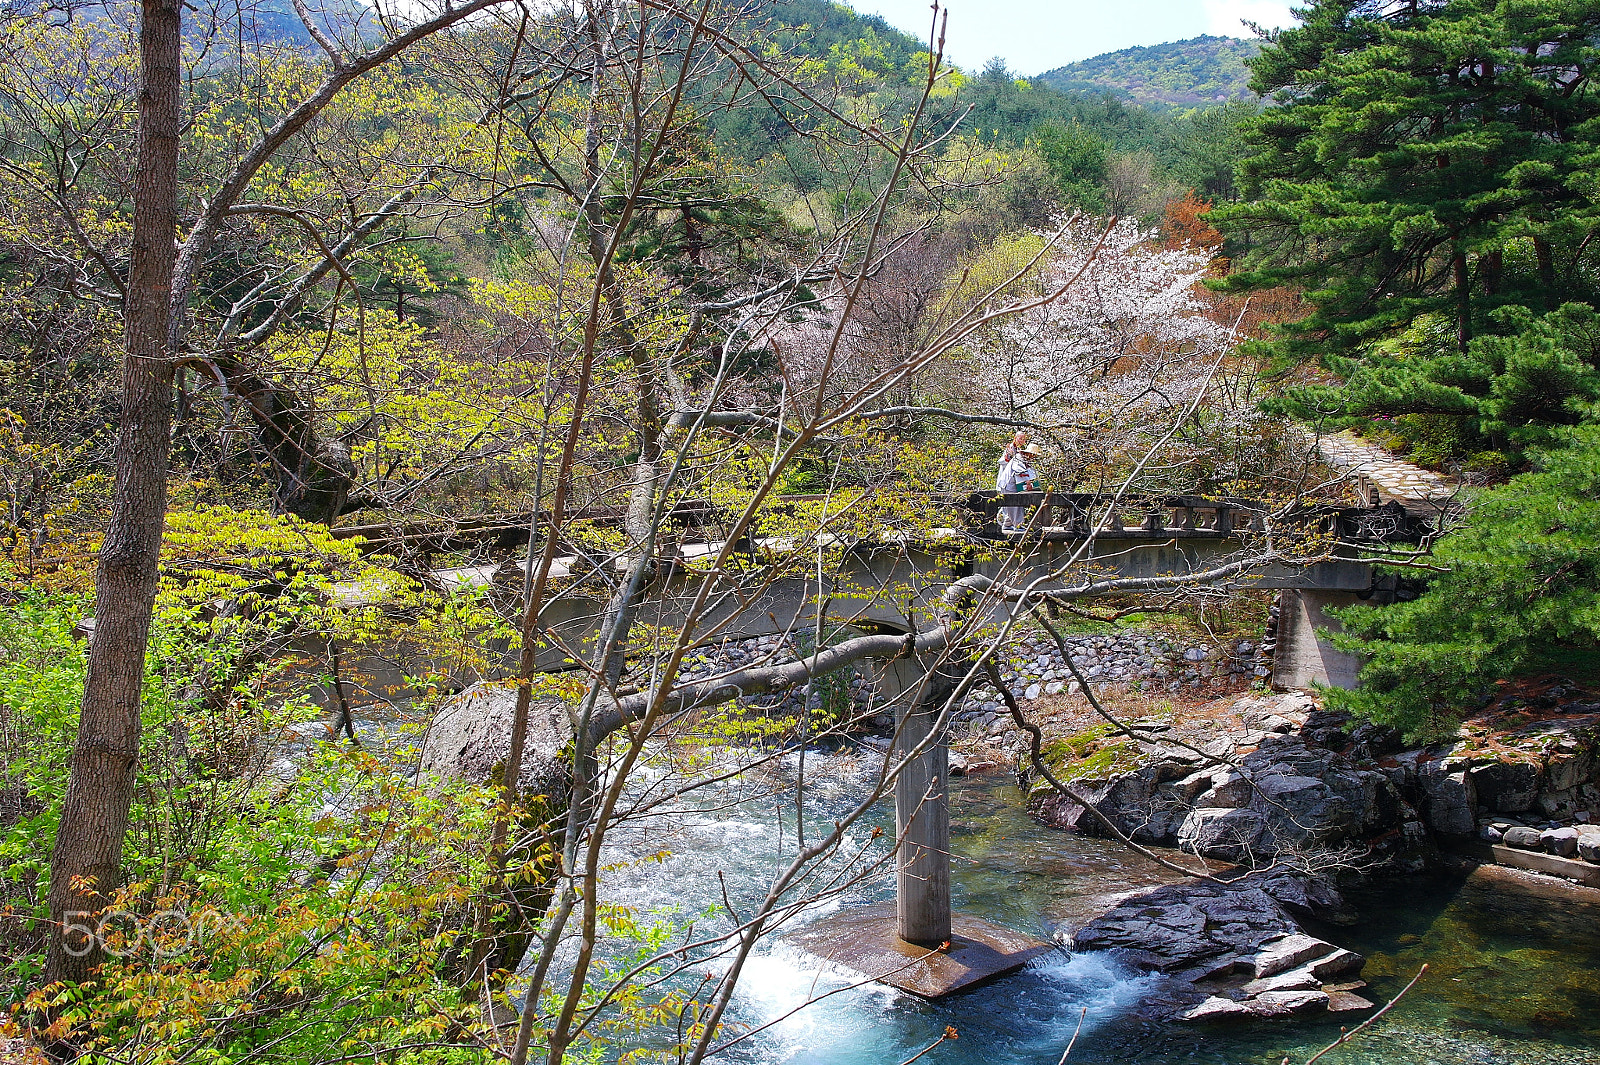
894, 664, 953, 945
1271, 589, 1367, 691
792, 653, 1051, 996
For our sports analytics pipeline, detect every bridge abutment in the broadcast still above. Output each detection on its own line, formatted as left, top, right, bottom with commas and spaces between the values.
1271, 589, 1366, 691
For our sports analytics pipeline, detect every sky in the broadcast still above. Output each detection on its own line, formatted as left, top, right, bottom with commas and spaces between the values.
848, 0, 1299, 76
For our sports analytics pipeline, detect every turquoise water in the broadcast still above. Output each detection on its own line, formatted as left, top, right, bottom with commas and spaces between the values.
601, 754, 1600, 1065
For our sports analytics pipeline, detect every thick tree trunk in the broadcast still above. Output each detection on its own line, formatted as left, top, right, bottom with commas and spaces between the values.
1534, 235, 1557, 304
1479, 248, 1503, 298
226, 368, 354, 524
46, 0, 181, 984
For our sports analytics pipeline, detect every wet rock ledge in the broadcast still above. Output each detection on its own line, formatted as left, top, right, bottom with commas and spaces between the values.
1067, 870, 1373, 1022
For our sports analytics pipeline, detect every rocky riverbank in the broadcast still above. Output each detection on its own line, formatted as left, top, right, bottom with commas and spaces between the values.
1029, 681, 1600, 1023
1025, 684, 1600, 870
1026, 693, 1431, 871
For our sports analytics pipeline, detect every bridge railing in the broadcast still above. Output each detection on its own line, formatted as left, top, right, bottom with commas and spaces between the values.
332, 490, 1433, 564
962, 491, 1263, 538
960, 491, 1431, 545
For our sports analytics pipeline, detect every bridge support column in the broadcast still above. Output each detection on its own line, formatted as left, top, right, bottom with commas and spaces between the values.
1272, 589, 1366, 690
792, 653, 1050, 996
895, 684, 950, 945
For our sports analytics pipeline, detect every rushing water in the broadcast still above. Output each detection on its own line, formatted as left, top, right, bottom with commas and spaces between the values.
593, 744, 1600, 1065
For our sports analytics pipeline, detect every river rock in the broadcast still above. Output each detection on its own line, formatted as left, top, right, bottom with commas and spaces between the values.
1194, 770, 1253, 809
1179, 996, 1253, 1022
1066, 872, 1365, 1023
1251, 990, 1330, 1017
1250, 933, 1332, 978
1402, 693, 1600, 830
1547, 749, 1596, 792
1420, 767, 1477, 837
418, 682, 573, 802
1542, 826, 1580, 857
1469, 760, 1541, 813
1327, 990, 1377, 1012
1176, 808, 1265, 862
1502, 825, 1543, 850
1030, 701, 1423, 869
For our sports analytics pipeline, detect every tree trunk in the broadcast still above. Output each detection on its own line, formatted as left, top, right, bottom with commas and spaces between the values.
1452, 246, 1472, 353
46, 0, 181, 984
1479, 248, 1502, 298
1534, 235, 1557, 304
226, 368, 354, 524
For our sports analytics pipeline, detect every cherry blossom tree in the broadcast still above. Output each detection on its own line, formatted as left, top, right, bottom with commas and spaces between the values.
978, 217, 1304, 494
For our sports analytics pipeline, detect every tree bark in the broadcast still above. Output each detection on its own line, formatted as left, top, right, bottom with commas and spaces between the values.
222, 364, 355, 524
1452, 246, 1472, 353
1534, 235, 1557, 304
46, 0, 181, 984
1479, 248, 1502, 298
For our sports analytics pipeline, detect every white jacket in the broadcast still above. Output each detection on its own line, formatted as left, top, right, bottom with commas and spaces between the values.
996, 454, 1036, 493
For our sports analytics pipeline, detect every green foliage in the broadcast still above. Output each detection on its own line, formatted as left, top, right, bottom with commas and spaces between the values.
0, 595, 86, 993
351, 230, 469, 326
1216, 0, 1600, 444
1286, 303, 1600, 463
1036, 35, 1260, 111
705, 4, 1254, 213
58, 755, 499, 1063
1327, 425, 1600, 737
1035, 121, 1109, 212
3, 580, 657, 1062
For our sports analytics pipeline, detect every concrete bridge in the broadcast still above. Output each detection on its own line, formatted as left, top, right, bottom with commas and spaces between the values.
406, 490, 1427, 690
330, 485, 1440, 996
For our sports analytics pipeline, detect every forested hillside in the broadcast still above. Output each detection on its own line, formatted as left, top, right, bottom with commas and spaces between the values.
3, 0, 1597, 1061
1037, 35, 1260, 109
711, 2, 1260, 205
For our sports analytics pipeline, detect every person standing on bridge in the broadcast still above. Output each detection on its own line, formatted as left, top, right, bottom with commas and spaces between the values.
996, 432, 1028, 530
1000, 430, 1028, 466
996, 432, 1029, 496
997, 442, 1042, 532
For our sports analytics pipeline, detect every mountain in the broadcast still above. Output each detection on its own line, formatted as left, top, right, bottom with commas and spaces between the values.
1035, 36, 1260, 110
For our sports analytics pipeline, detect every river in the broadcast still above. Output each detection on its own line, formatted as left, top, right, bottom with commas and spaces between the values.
591, 745, 1600, 1065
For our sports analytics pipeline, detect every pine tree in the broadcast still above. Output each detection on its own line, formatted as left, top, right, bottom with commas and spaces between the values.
1328, 423, 1600, 736
1215, 0, 1600, 454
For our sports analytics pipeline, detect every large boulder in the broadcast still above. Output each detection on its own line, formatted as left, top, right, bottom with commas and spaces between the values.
1419, 765, 1477, 837
1032, 726, 1423, 868
1065, 872, 1370, 1023
1468, 759, 1541, 813
1176, 808, 1266, 862
418, 682, 573, 803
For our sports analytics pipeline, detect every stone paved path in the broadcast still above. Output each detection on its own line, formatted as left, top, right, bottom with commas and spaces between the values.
1314, 430, 1456, 506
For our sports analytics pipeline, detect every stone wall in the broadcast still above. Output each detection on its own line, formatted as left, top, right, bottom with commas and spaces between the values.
952, 631, 1261, 733
667, 629, 1261, 731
